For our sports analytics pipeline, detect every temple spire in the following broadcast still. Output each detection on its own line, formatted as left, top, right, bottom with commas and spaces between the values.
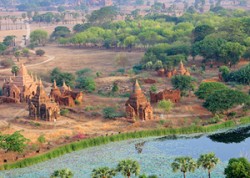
133, 79, 141, 93
53, 80, 58, 89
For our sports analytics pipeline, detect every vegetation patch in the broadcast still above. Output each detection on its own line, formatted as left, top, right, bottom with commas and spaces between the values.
1, 117, 250, 170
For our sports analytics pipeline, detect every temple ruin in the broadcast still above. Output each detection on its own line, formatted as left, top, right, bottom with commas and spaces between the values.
125, 80, 153, 121
29, 80, 60, 122
1, 64, 38, 103
150, 89, 181, 103
50, 80, 83, 107
158, 61, 190, 78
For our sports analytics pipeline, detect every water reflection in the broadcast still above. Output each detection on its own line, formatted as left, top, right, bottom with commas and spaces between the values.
208, 125, 250, 144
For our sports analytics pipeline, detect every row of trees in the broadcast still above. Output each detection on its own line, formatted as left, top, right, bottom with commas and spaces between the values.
50, 155, 250, 178
57, 8, 250, 69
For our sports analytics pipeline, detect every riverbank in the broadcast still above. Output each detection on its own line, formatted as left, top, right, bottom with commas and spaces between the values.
1, 116, 250, 171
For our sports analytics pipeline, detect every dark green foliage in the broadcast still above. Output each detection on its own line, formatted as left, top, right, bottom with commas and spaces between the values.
11, 65, 20, 76
224, 158, 250, 178
1, 117, 250, 170
51, 26, 70, 40
75, 68, 95, 93
193, 25, 215, 42
88, 6, 118, 25
73, 23, 91, 33
226, 64, 250, 85
0, 131, 29, 153
76, 77, 96, 93
3, 36, 15, 46
50, 68, 75, 88
112, 82, 119, 93
0, 42, 7, 54
35, 49, 45, 56
60, 109, 69, 116
219, 66, 230, 80
171, 75, 196, 94
203, 89, 250, 114
102, 107, 118, 119
195, 82, 228, 99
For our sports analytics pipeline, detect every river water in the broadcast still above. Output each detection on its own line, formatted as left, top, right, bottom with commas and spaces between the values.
1, 125, 250, 178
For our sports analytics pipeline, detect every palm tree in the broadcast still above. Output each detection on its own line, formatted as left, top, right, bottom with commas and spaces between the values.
50, 168, 73, 178
197, 153, 220, 178
91, 167, 116, 178
171, 157, 197, 178
116, 159, 140, 178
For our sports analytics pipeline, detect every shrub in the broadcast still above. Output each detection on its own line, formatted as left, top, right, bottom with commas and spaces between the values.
74, 100, 80, 105
0, 88, 2, 96
37, 134, 46, 144
76, 77, 96, 93
35, 49, 45, 56
60, 109, 69, 116
150, 85, 157, 92
102, 107, 119, 119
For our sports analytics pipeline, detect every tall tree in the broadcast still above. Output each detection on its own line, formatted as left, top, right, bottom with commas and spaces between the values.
91, 167, 116, 178
224, 158, 250, 178
116, 159, 140, 178
197, 153, 220, 178
50, 168, 73, 178
171, 157, 197, 178
30, 29, 48, 46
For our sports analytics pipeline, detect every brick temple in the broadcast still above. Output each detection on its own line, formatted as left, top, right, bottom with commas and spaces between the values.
158, 61, 190, 78
50, 80, 83, 107
125, 80, 153, 121
150, 89, 181, 103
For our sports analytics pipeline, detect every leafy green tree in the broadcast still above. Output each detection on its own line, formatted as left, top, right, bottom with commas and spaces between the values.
75, 68, 96, 93
203, 89, 249, 114
51, 26, 70, 40
88, 6, 118, 25
220, 42, 246, 66
50, 168, 73, 178
14, 50, 22, 62
158, 100, 174, 118
50, 68, 75, 88
30, 29, 48, 46
193, 24, 215, 42
171, 75, 196, 95
0, 131, 29, 153
22, 48, 30, 58
91, 167, 116, 178
192, 37, 226, 62
197, 153, 220, 178
224, 158, 250, 178
195, 82, 228, 99
11, 65, 19, 76
219, 66, 230, 80
171, 157, 197, 178
116, 159, 140, 178
102, 107, 117, 119
3, 35, 15, 46
0, 42, 7, 54
226, 64, 250, 85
